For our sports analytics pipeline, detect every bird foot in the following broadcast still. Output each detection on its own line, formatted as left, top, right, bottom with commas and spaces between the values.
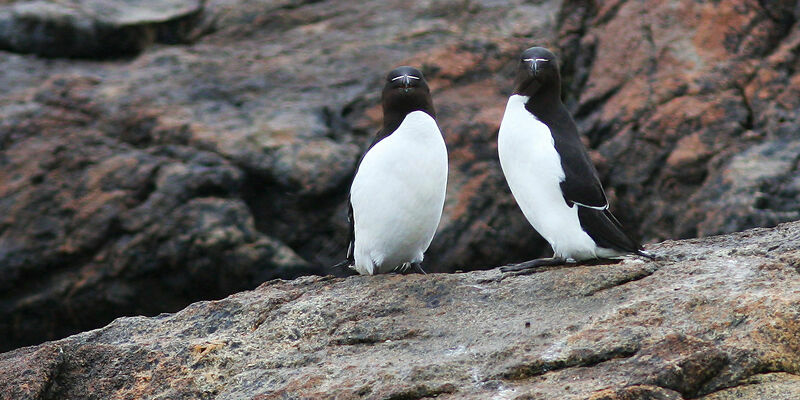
394, 262, 427, 275
412, 262, 427, 275
500, 257, 568, 274
330, 260, 360, 277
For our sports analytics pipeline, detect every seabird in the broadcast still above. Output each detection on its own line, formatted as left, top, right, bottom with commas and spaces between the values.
497, 47, 650, 272
335, 66, 448, 275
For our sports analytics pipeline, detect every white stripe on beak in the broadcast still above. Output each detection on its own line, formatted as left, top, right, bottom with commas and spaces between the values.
391, 75, 420, 85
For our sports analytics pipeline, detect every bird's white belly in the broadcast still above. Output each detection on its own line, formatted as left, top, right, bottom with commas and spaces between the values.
498, 95, 598, 260
350, 111, 448, 274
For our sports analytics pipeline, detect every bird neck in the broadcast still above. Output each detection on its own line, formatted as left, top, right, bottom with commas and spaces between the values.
382, 100, 435, 134
523, 83, 563, 119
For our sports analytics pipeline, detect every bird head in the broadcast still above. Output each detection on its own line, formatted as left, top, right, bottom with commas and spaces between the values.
513, 47, 560, 97
381, 66, 434, 119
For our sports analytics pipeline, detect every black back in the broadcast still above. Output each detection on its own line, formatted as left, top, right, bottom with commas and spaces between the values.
337, 66, 436, 267
513, 47, 642, 253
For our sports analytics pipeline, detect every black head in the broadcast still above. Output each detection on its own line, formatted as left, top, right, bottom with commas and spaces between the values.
513, 47, 560, 98
381, 66, 435, 131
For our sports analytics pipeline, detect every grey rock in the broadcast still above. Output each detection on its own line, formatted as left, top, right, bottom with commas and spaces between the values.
0, 77, 316, 352
1, 0, 799, 356
0, 0, 204, 57
2, 221, 800, 399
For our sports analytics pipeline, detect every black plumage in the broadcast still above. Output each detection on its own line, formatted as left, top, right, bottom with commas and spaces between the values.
500, 46, 648, 271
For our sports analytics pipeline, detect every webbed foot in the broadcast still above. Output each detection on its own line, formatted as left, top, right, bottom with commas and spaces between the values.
500, 257, 568, 274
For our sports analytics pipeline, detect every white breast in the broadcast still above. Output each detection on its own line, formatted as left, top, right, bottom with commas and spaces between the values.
350, 111, 448, 275
497, 95, 598, 260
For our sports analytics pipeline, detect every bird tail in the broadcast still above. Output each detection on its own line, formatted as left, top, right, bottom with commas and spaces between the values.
331, 259, 352, 271
600, 210, 655, 259
577, 206, 646, 256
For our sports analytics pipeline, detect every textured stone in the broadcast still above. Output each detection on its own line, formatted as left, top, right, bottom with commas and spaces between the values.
1, 221, 800, 399
0, 76, 314, 352
557, 0, 800, 241
0, 0, 204, 57
699, 373, 800, 400
1, 0, 799, 353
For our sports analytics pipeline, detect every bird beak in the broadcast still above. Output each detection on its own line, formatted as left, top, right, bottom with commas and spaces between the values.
401, 75, 411, 92
391, 74, 420, 92
523, 58, 549, 75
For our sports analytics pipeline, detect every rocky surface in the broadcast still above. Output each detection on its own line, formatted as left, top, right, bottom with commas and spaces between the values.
2, 221, 800, 399
557, 0, 800, 241
1, 0, 799, 351
0, 0, 205, 57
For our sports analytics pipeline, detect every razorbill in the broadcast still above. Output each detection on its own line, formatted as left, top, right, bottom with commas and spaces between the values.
497, 46, 650, 272
335, 66, 448, 275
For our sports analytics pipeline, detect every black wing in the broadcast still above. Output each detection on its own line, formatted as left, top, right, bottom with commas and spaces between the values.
544, 106, 608, 209
577, 207, 643, 254
535, 104, 643, 253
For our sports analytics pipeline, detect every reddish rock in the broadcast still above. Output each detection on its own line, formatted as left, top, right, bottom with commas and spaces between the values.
558, 0, 799, 241
1, 0, 799, 352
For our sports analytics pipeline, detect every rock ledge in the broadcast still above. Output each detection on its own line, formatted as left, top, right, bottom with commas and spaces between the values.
2, 221, 800, 399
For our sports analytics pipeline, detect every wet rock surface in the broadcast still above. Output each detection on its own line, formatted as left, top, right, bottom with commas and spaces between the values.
2, 221, 799, 399
1, 0, 799, 351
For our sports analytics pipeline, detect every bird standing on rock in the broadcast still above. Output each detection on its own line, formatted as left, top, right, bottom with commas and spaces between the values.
335, 66, 448, 275
497, 47, 650, 272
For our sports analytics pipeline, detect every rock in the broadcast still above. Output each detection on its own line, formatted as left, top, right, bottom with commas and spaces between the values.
699, 373, 800, 400
1, 221, 799, 399
0, 76, 315, 352
0, 0, 562, 351
557, 0, 800, 241
1, 0, 799, 353
0, 0, 204, 58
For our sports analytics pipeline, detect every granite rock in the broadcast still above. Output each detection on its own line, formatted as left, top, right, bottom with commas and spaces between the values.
1, 221, 799, 399
1, 0, 799, 352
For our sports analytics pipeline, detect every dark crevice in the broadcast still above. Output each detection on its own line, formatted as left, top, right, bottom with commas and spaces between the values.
0, 7, 207, 59
574, 84, 621, 121
154, 8, 208, 45
593, 1, 626, 26
320, 105, 357, 141
582, 265, 660, 296
0, 214, 123, 305
640, 20, 659, 115
734, 84, 755, 131
40, 346, 69, 400
331, 330, 417, 346
383, 384, 456, 400
689, 367, 800, 400
665, 353, 730, 398
755, 0, 797, 26
749, 1, 796, 59
238, 163, 349, 271
557, 1, 599, 113
129, 164, 162, 206
273, 0, 327, 12
501, 343, 640, 381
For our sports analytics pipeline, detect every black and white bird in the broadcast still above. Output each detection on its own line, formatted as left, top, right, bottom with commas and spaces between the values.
497, 46, 650, 272
336, 66, 448, 275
